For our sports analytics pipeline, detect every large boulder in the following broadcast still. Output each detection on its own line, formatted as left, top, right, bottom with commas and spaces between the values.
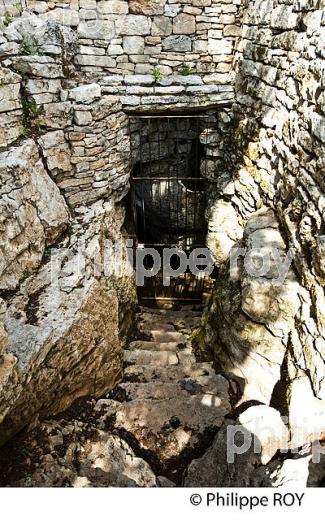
0, 201, 136, 445
203, 208, 302, 403
0, 140, 70, 290
184, 404, 289, 486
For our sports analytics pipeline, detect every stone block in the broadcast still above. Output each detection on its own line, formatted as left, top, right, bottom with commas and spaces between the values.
208, 39, 233, 55
115, 15, 150, 36
123, 36, 145, 54
75, 55, 116, 67
271, 5, 299, 30
69, 83, 102, 104
97, 0, 129, 14
129, 0, 165, 15
162, 35, 192, 52
74, 110, 93, 125
152, 16, 172, 36
173, 14, 196, 35
77, 19, 115, 40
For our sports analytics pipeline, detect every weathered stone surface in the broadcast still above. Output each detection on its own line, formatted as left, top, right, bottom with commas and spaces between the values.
0, 67, 21, 113
123, 35, 145, 54
0, 201, 135, 445
238, 405, 289, 465
129, 0, 165, 15
184, 419, 325, 487
69, 83, 101, 104
93, 308, 234, 474
0, 140, 69, 290
207, 201, 243, 265
203, 209, 302, 403
184, 419, 261, 487
173, 14, 196, 35
152, 16, 172, 36
77, 19, 115, 40
116, 15, 150, 36
162, 35, 192, 52
97, 0, 129, 15
0, 419, 157, 487
10, 56, 63, 78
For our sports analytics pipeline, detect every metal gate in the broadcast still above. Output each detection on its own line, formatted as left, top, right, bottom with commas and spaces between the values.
129, 115, 212, 304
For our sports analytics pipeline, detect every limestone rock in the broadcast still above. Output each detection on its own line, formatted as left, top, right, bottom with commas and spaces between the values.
97, 0, 129, 15
238, 405, 289, 465
0, 201, 135, 445
203, 209, 302, 403
123, 36, 145, 54
77, 20, 115, 40
129, 0, 165, 15
0, 140, 69, 290
162, 35, 192, 52
184, 422, 325, 487
207, 200, 243, 265
184, 419, 261, 487
1, 419, 157, 487
69, 83, 101, 104
152, 16, 172, 36
173, 14, 195, 35
115, 15, 150, 36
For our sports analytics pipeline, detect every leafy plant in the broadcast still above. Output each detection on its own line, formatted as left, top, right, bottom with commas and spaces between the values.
3, 11, 13, 26
19, 126, 31, 138
151, 66, 162, 82
34, 122, 46, 135
179, 63, 193, 76
22, 97, 43, 120
20, 97, 45, 138
14, 2, 23, 14
19, 35, 42, 56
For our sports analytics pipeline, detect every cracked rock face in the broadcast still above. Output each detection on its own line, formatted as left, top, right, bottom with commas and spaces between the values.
204, 208, 302, 404
0, 139, 70, 290
0, 201, 135, 445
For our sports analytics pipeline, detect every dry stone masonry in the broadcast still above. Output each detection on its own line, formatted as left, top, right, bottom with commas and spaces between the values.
0, 0, 324, 487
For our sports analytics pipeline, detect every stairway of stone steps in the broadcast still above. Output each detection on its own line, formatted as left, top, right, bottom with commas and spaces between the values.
0, 305, 238, 487
95, 305, 236, 483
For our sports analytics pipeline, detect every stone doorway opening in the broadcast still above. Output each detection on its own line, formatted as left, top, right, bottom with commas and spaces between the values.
128, 114, 214, 305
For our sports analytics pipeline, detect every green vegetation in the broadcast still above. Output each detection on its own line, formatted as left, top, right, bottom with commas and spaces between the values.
3, 11, 13, 26
151, 67, 162, 82
20, 97, 45, 138
19, 35, 42, 56
179, 63, 193, 76
14, 2, 23, 14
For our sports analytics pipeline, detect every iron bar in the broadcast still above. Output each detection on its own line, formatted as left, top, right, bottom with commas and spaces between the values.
130, 114, 212, 303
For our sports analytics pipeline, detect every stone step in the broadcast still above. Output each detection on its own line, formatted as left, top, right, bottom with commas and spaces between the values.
128, 341, 182, 352
177, 352, 197, 365
119, 381, 192, 401
124, 361, 215, 384
139, 307, 202, 318
124, 349, 179, 367
150, 330, 185, 343
138, 322, 176, 334
119, 374, 230, 401
95, 392, 231, 465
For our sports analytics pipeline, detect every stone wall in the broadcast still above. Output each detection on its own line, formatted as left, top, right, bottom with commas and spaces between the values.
0, 0, 324, 452
0, 14, 139, 442
0, 0, 242, 77
203, 0, 325, 446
